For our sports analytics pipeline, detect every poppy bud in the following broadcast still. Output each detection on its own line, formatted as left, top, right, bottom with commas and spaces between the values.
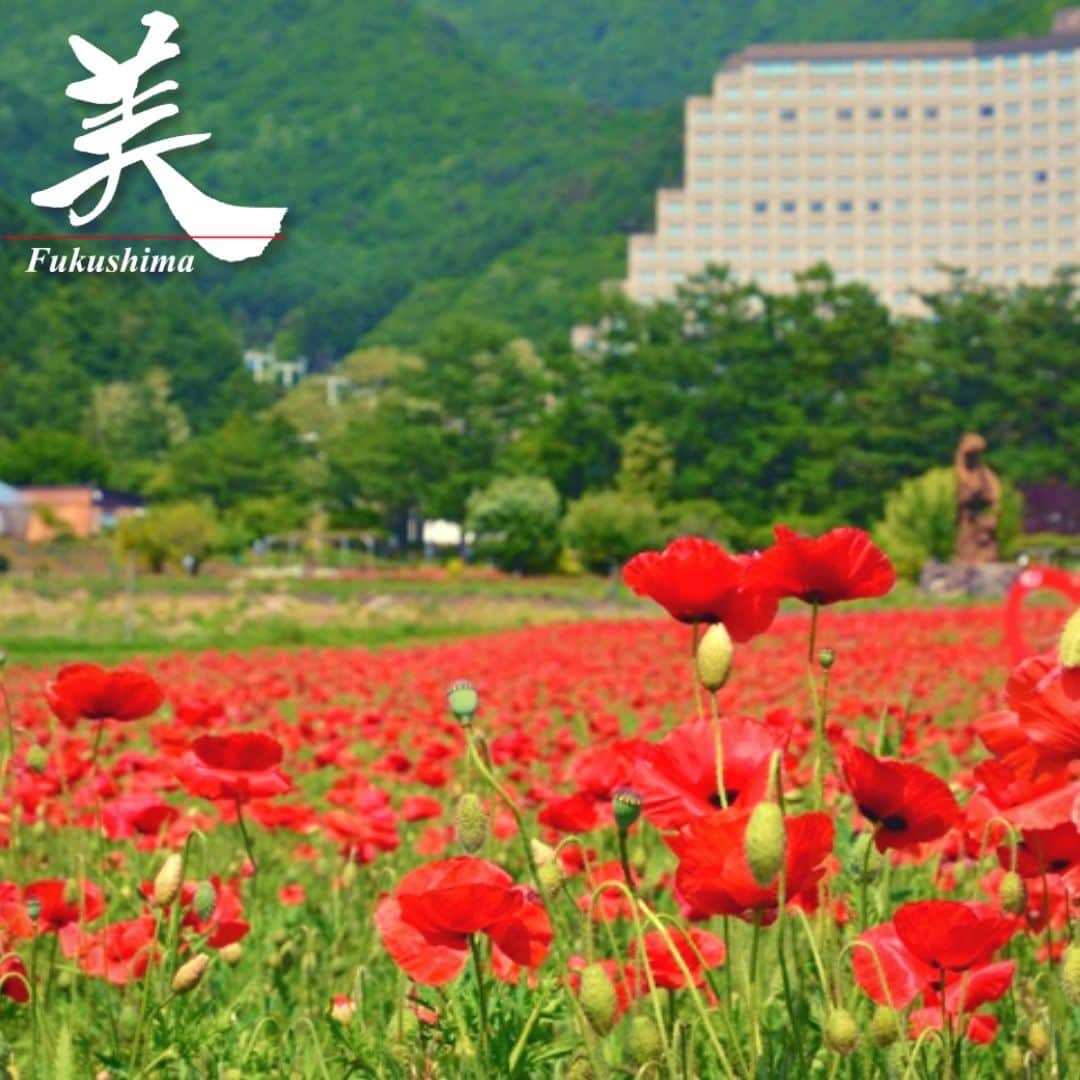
454, 793, 489, 853
153, 854, 184, 908
171, 953, 210, 995
1062, 942, 1080, 1004
625, 1013, 662, 1065
537, 860, 565, 901
25, 745, 48, 774
849, 831, 881, 884
564, 1054, 595, 1080
1060, 608, 1080, 669
824, 1008, 859, 1055
330, 995, 356, 1024
1027, 1020, 1050, 1059
531, 838, 557, 867
193, 881, 216, 923
745, 800, 785, 886
999, 870, 1027, 916
447, 681, 478, 723
818, 648, 836, 671
579, 963, 618, 1036
1003, 1044, 1026, 1078
695, 623, 733, 691
869, 1005, 900, 1048
612, 787, 642, 833
25, 898, 40, 922
220, 942, 243, 966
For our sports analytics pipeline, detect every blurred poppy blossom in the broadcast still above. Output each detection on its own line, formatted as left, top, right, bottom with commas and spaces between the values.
46, 664, 164, 728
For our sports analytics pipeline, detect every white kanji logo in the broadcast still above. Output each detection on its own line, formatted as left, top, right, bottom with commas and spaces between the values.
31, 11, 286, 262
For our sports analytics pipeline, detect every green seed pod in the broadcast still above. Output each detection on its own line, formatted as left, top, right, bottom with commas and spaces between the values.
824, 1009, 859, 1056
579, 963, 618, 1036
818, 648, 836, 671
193, 881, 216, 923
564, 1054, 595, 1080
612, 787, 642, 833
625, 1013, 662, 1066
1003, 1044, 1025, 1078
454, 793, 489, 853
869, 1005, 900, 1048
537, 859, 565, 901
999, 870, 1027, 916
1059, 608, 1080, 669
745, 800, 786, 886
1027, 1020, 1050, 1059
25, 745, 48, 774
1062, 942, 1080, 1004
849, 831, 881, 885
695, 623, 734, 691
446, 680, 479, 722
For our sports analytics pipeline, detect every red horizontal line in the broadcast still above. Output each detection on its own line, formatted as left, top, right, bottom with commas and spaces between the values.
1, 234, 287, 240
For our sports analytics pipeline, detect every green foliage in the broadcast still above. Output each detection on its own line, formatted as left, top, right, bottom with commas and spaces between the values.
224, 496, 311, 549
661, 499, 737, 546
873, 466, 1025, 580
872, 468, 958, 580
616, 423, 673, 505
562, 490, 662, 573
466, 476, 562, 573
421, 1, 1073, 105
0, 428, 111, 486
116, 502, 221, 573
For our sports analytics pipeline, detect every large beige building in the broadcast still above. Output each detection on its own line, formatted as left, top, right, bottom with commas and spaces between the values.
625, 10, 1080, 312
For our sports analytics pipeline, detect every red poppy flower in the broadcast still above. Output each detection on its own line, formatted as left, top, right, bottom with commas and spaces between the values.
893, 901, 1015, 972
177, 732, 291, 803
58, 915, 156, 985
1003, 822, 1080, 877
668, 806, 835, 923
1006, 652, 1080, 763
851, 921, 935, 1008
23, 879, 105, 933
0, 954, 28, 1003
46, 664, 164, 728
837, 743, 959, 852
622, 537, 778, 641
747, 525, 895, 606
375, 857, 551, 986
633, 716, 787, 829
632, 926, 726, 991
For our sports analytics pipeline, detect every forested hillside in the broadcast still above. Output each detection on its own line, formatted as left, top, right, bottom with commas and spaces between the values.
421, 1, 1072, 106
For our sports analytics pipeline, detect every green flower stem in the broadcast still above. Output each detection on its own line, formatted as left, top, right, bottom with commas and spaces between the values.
635, 901, 737, 1080
468, 935, 493, 1075
234, 798, 258, 875
859, 832, 875, 931
690, 623, 704, 723
807, 601, 820, 665
589, 881, 670, 1062
615, 826, 636, 895
708, 692, 728, 809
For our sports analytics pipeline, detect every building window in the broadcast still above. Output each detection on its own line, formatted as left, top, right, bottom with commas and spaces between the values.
753, 200, 768, 213
894, 106, 910, 119
978, 104, 995, 119
781, 200, 796, 212
1034, 170, 1048, 183
810, 200, 825, 212
837, 107, 854, 120
838, 200, 853, 212
868, 200, 881, 212
923, 106, 939, 119
868, 107, 883, 120
780, 108, 797, 121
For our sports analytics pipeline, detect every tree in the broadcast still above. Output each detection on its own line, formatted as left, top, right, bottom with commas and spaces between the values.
616, 423, 673, 504
562, 491, 662, 573
116, 502, 221, 574
0, 429, 111, 485
466, 476, 562, 573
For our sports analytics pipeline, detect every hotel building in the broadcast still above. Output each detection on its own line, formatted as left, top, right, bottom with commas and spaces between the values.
625, 9, 1080, 312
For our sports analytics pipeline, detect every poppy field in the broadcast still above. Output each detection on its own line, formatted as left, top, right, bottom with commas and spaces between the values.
0, 528, 1078, 1078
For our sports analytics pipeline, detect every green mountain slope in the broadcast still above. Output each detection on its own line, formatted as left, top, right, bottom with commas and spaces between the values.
0, 0, 678, 354
421, 1, 1072, 106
